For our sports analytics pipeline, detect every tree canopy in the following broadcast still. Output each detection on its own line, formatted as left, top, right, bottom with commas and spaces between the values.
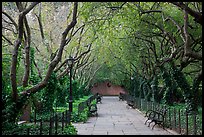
2, 2, 202, 123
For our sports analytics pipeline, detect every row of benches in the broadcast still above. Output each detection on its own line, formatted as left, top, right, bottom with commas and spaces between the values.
119, 93, 167, 130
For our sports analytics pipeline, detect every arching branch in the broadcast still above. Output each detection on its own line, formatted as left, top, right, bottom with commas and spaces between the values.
10, 2, 40, 103
2, 34, 13, 45
20, 2, 78, 96
170, 2, 202, 25
2, 11, 18, 31
34, 3, 44, 40
183, 8, 202, 60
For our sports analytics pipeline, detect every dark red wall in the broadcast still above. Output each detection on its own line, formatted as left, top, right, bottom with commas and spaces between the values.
91, 81, 127, 95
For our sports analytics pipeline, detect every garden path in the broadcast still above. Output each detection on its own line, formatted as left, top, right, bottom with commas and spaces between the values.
73, 96, 179, 135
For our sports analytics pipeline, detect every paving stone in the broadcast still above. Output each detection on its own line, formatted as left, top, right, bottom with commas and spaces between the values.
107, 130, 124, 135
73, 96, 179, 135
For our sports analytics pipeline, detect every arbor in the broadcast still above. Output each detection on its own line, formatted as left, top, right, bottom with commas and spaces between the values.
78, 2, 202, 110
2, 2, 202, 124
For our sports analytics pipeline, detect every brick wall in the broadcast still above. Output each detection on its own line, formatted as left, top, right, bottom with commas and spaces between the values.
91, 81, 127, 95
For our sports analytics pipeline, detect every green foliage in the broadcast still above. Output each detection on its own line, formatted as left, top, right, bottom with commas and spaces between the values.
33, 73, 70, 116
31, 74, 92, 122
41, 73, 58, 112
78, 84, 89, 96
72, 107, 89, 123
171, 63, 197, 112
150, 76, 159, 102
63, 124, 78, 135
130, 73, 140, 97
2, 79, 18, 125
2, 122, 77, 135
2, 122, 22, 135
2, 96, 16, 126
72, 95, 93, 123
2, 51, 11, 86
2, 2, 202, 135
54, 77, 69, 107
29, 47, 41, 85
72, 80, 80, 100
138, 78, 152, 101
159, 64, 178, 106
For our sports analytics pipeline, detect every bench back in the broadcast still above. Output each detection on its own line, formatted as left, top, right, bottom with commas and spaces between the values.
155, 107, 168, 121
119, 93, 131, 101
159, 107, 167, 115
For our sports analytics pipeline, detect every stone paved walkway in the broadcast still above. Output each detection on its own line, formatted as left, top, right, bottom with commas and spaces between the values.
73, 96, 179, 135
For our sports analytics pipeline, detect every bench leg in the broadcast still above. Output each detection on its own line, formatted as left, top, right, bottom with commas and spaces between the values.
90, 110, 98, 117
144, 119, 149, 125
148, 120, 154, 127
162, 123, 165, 129
152, 122, 163, 130
97, 99, 102, 104
152, 123, 157, 130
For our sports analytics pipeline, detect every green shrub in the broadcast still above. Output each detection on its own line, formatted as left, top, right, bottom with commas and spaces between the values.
2, 122, 77, 135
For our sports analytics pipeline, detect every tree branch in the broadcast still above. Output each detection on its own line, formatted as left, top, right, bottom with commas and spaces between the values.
183, 8, 202, 60
106, 2, 127, 10
34, 3, 44, 40
170, 2, 202, 25
10, 2, 40, 103
20, 2, 78, 96
141, 10, 162, 15
74, 44, 92, 61
164, 16, 185, 42
2, 11, 18, 31
2, 34, 13, 45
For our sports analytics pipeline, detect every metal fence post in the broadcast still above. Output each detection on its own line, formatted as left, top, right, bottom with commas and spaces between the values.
185, 109, 188, 135
173, 108, 177, 130
62, 112, 64, 131
40, 118, 42, 135
27, 128, 30, 135
169, 108, 172, 129
49, 115, 52, 135
178, 109, 181, 134
193, 111, 197, 135
55, 114, 58, 135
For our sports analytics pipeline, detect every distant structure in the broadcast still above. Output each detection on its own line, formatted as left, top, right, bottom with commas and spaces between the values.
91, 81, 126, 95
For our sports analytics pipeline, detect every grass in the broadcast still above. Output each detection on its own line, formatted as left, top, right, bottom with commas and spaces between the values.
52, 95, 91, 113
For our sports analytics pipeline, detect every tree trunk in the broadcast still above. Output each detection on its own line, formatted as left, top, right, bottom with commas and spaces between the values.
11, 13, 24, 103
10, 2, 39, 103
22, 17, 31, 87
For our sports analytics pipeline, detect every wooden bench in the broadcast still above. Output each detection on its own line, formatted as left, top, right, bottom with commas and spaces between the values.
144, 107, 167, 129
